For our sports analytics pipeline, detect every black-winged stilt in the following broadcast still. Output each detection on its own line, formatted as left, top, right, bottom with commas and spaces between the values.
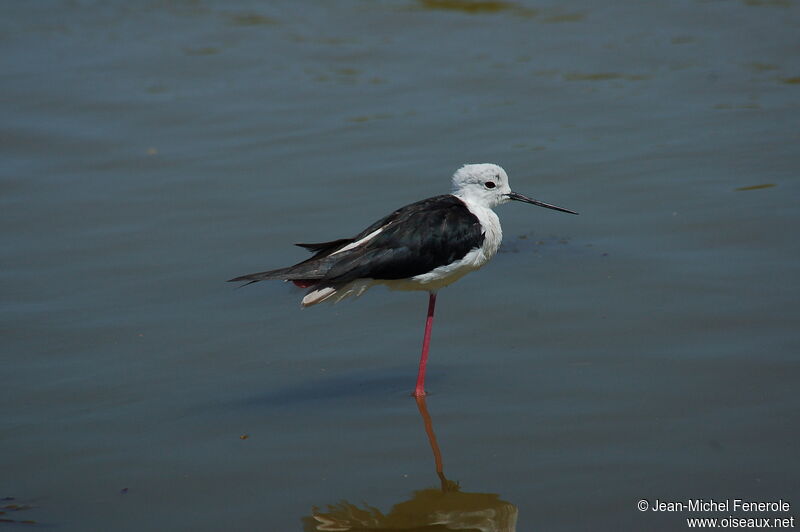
229, 163, 577, 397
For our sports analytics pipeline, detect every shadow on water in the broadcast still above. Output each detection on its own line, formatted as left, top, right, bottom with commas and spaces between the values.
302, 396, 518, 531
237, 368, 447, 409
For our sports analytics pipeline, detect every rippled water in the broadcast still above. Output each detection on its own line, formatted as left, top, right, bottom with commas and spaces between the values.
2, 1, 799, 530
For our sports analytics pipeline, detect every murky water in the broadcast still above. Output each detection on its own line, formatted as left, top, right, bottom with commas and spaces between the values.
2, 1, 799, 530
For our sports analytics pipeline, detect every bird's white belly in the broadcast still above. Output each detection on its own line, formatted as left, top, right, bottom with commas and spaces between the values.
382, 248, 487, 292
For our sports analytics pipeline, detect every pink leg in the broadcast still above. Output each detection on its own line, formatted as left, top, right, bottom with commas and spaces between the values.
414, 292, 437, 397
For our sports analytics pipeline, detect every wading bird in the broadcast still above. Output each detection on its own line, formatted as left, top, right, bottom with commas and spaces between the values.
230, 163, 577, 396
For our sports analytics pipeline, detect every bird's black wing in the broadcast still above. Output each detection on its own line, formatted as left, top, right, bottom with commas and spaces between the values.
294, 238, 355, 260
321, 195, 485, 283
228, 195, 483, 285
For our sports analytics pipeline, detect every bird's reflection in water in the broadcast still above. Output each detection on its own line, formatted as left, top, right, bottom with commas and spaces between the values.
303, 396, 518, 532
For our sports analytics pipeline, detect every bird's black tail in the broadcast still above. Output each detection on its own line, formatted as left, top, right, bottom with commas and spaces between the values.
227, 259, 332, 287
227, 266, 295, 284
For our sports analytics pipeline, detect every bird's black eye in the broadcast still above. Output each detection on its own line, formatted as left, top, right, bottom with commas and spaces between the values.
484, 181, 496, 189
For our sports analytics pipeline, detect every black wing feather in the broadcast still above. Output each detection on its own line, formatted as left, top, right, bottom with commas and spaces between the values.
295, 238, 354, 254
323, 195, 484, 283
228, 195, 483, 286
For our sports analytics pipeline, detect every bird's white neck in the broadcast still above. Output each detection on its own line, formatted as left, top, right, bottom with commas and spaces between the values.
456, 194, 503, 261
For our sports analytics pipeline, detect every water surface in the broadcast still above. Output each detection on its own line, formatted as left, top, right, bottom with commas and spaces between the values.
2, 1, 799, 530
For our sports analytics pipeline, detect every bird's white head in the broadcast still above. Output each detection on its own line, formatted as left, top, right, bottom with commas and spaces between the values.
451, 163, 579, 214
451, 163, 512, 208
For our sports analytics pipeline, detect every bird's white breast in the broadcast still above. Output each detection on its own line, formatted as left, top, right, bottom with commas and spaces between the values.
463, 200, 503, 261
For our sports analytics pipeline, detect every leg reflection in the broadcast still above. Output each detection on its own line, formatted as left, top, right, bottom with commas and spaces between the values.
414, 394, 457, 493
303, 397, 518, 531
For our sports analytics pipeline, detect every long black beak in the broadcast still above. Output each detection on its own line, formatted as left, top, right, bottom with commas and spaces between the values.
507, 191, 579, 215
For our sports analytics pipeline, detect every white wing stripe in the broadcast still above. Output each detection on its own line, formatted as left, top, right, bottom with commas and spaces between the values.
329, 227, 384, 256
